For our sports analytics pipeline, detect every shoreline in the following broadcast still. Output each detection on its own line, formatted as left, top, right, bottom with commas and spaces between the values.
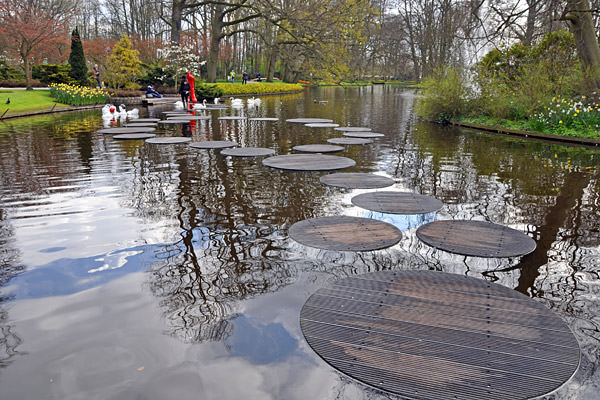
450, 120, 600, 147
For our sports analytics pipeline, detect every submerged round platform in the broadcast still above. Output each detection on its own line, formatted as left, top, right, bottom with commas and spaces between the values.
327, 137, 373, 145
292, 144, 345, 153
334, 126, 372, 132
286, 118, 334, 124
300, 270, 580, 400
262, 154, 355, 171
319, 173, 395, 189
97, 127, 155, 134
113, 133, 156, 140
416, 220, 537, 257
145, 137, 191, 145
189, 141, 239, 149
221, 147, 275, 157
343, 132, 385, 139
289, 215, 402, 251
351, 191, 443, 214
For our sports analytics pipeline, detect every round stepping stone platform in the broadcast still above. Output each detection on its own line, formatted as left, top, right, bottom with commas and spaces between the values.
189, 140, 239, 149
97, 127, 155, 134
334, 126, 372, 132
158, 119, 191, 124
320, 173, 395, 189
248, 117, 279, 121
167, 115, 211, 120
305, 123, 340, 128
300, 269, 580, 400
145, 137, 192, 145
221, 147, 276, 157
286, 118, 334, 124
262, 154, 355, 171
343, 132, 385, 139
416, 220, 537, 258
327, 137, 373, 145
123, 122, 158, 127
289, 216, 402, 251
351, 191, 443, 214
204, 104, 230, 109
129, 118, 160, 122
218, 116, 246, 120
293, 144, 344, 153
113, 133, 156, 140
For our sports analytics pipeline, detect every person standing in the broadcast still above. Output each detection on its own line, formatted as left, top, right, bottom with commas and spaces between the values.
242, 71, 248, 84
230, 70, 235, 83
179, 76, 191, 108
92, 64, 101, 88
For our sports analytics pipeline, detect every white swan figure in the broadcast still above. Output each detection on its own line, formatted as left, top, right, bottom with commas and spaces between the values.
174, 100, 184, 110
102, 104, 118, 119
193, 99, 207, 110
126, 108, 139, 118
118, 104, 128, 119
230, 97, 244, 107
247, 97, 261, 107
214, 97, 220, 104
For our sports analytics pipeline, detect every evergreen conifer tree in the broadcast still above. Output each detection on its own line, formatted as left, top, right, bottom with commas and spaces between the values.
106, 35, 142, 89
68, 27, 88, 85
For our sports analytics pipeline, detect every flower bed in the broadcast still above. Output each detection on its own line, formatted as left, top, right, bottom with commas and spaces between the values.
49, 83, 109, 106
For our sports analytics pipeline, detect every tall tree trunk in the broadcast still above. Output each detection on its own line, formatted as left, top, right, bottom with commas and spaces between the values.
170, 0, 185, 44
564, 0, 600, 91
265, 44, 278, 82
207, 4, 224, 82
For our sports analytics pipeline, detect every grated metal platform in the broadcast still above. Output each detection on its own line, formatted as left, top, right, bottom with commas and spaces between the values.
300, 270, 580, 400
351, 191, 443, 214
262, 154, 355, 171
320, 173, 395, 189
416, 220, 536, 258
289, 216, 402, 251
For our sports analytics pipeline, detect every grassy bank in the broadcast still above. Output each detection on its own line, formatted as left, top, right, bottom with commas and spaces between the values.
0, 89, 72, 116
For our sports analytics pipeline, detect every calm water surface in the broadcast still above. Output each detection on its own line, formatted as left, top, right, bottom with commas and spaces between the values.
0, 86, 599, 399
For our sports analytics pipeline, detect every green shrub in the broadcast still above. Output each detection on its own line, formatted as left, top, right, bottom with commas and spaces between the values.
32, 64, 74, 85
416, 66, 470, 122
195, 83, 223, 100
0, 60, 23, 80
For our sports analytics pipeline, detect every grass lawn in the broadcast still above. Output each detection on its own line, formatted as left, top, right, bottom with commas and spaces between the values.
0, 89, 70, 116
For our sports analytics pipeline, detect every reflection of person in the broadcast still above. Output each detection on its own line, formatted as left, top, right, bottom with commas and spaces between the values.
146, 85, 162, 98
242, 71, 248, 84
181, 122, 192, 137
179, 76, 191, 108
92, 64, 101, 87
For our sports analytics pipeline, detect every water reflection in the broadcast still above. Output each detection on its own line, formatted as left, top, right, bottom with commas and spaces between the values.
0, 88, 599, 399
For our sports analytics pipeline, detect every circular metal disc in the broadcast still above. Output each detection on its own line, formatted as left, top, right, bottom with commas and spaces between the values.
289, 216, 402, 251
128, 118, 160, 122
145, 137, 192, 144
320, 173, 395, 189
305, 123, 340, 128
416, 220, 537, 257
286, 118, 334, 124
343, 132, 385, 138
97, 127, 155, 134
248, 117, 279, 121
293, 144, 345, 153
300, 270, 580, 399
262, 154, 355, 171
158, 119, 191, 124
189, 140, 239, 149
221, 147, 276, 157
218, 116, 246, 120
334, 126, 372, 132
167, 115, 211, 120
351, 191, 443, 214
327, 137, 373, 145
113, 133, 156, 140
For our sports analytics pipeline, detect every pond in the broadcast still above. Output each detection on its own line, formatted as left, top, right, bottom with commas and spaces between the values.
0, 86, 598, 399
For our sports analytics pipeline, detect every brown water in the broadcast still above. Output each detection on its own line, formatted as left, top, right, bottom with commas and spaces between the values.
0, 86, 598, 399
